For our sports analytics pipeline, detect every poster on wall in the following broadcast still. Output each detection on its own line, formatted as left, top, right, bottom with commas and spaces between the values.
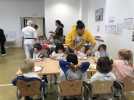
105, 17, 118, 33
95, 8, 104, 22
124, 18, 134, 30
105, 25, 117, 33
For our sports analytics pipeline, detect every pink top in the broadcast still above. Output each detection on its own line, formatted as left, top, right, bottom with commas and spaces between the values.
113, 60, 134, 81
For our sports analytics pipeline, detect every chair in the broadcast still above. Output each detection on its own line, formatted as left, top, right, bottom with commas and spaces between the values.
16, 78, 45, 100
122, 77, 134, 100
90, 80, 113, 100
58, 80, 84, 100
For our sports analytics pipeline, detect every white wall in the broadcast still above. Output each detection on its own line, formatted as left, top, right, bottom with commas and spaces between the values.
44, 0, 81, 37
0, 0, 44, 46
81, 0, 90, 26
87, 0, 134, 59
88, 0, 106, 36
104, 0, 134, 58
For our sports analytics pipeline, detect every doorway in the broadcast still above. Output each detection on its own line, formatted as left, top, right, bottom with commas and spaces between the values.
20, 17, 46, 38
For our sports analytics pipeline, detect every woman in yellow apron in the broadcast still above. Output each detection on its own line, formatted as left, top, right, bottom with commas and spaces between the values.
65, 20, 96, 50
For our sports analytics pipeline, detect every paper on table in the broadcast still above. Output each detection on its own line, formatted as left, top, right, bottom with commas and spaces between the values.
34, 66, 43, 72
90, 64, 96, 69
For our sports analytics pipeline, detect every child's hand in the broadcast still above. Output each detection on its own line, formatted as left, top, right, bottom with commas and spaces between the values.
76, 64, 81, 69
70, 63, 74, 68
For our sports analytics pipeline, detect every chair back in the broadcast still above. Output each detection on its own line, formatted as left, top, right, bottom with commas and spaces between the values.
16, 79, 41, 96
59, 80, 83, 96
123, 77, 134, 92
91, 80, 113, 95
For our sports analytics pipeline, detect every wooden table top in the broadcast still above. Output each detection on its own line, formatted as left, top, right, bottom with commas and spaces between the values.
16, 57, 96, 76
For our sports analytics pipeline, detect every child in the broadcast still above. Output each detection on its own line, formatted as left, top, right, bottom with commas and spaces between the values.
113, 49, 134, 81
77, 45, 92, 59
90, 57, 116, 82
12, 60, 44, 100
95, 44, 109, 58
49, 44, 65, 84
50, 44, 65, 60
38, 37, 50, 57
59, 53, 90, 80
33, 43, 44, 60
13, 59, 40, 81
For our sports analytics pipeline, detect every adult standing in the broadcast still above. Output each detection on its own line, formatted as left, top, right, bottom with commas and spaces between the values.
65, 20, 96, 50
22, 20, 37, 59
49, 20, 64, 44
0, 28, 6, 56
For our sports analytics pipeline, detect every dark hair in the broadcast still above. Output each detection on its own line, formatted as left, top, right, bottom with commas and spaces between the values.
66, 53, 78, 65
33, 43, 42, 51
55, 44, 65, 53
34, 24, 39, 30
98, 44, 107, 51
97, 57, 113, 74
65, 47, 74, 54
84, 45, 91, 53
56, 20, 64, 28
76, 20, 85, 29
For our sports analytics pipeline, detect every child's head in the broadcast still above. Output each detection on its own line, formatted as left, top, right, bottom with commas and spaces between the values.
118, 49, 133, 66
34, 24, 39, 30
65, 47, 74, 55
55, 44, 65, 53
98, 44, 107, 52
33, 43, 42, 53
81, 45, 91, 54
66, 53, 79, 72
97, 57, 113, 74
21, 59, 34, 73
66, 53, 78, 65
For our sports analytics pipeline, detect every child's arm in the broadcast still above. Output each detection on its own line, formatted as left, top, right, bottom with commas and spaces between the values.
12, 78, 18, 86
59, 60, 70, 74
80, 62, 90, 73
12, 76, 23, 86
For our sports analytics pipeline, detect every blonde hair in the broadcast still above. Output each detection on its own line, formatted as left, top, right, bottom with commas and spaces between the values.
118, 49, 133, 66
21, 59, 34, 73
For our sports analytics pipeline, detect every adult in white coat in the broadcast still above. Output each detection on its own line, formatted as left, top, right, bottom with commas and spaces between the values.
22, 20, 37, 59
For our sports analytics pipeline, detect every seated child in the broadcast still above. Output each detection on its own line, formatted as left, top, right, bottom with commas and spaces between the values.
90, 57, 116, 82
39, 37, 49, 48
59, 53, 90, 80
33, 43, 44, 60
13, 59, 40, 83
50, 44, 65, 60
113, 49, 134, 81
95, 44, 109, 58
77, 45, 92, 59
12, 60, 43, 99
49, 44, 65, 84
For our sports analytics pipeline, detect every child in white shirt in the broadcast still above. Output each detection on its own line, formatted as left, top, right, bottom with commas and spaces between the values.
50, 44, 65, 84
77, 45, 92, 59
90, 57, 116, 82
33, 43, 44, 60
95, 44, 109, 58
12, 59, 43, 100
50, 44, 65, 60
